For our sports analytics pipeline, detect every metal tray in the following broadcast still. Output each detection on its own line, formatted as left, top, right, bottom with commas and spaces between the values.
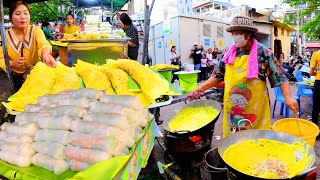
60, 37, 130, 43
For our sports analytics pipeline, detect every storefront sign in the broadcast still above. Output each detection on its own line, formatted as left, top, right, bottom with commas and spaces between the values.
169, 39, 173, 48
163, 20, 172, 34
158, 42, 162, 48
204, 39, 210, 46
218, 39, 223, 47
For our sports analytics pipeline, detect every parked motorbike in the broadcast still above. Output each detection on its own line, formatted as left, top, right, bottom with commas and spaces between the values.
281, 65, 296, 82
298, 64, 311, 79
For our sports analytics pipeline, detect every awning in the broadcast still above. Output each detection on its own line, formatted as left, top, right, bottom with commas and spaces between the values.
4, 0, 48, 7
306, 42, 320, 48
72, 0, 129, 11
4, 0, 129, 11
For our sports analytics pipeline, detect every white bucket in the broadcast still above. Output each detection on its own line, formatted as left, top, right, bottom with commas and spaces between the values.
184, 64, 194, 72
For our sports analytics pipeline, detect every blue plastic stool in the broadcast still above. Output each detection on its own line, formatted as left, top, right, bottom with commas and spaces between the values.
272, 86, 301, 118
295, 69, 313, 103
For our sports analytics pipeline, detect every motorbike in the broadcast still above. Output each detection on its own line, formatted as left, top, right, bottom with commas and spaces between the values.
281, 65, 296, 82
298, 64, 310, 79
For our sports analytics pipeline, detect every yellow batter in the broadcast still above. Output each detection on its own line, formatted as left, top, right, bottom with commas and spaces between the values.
168, 106, 219, 132
223, 139, 312, 179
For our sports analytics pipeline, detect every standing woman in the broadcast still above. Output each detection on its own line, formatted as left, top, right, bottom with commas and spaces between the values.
169, 45, 181, 66
310, 34, 320, 127
63, 12, 81, 34
0, 1, 56, 91
118, 13, 139, 60
170, 45, 181, 83
42, 22, 53, 40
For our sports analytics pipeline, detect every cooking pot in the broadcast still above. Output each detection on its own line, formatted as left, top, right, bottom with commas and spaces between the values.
218, 130, 317, 180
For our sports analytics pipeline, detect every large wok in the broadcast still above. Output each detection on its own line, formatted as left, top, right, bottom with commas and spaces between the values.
162, 100, 221, 169
163, 99, 222, 136
218, 130, 317, 180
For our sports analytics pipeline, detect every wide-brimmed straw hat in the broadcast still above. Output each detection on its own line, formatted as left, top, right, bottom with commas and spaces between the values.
226, 16, 258, 33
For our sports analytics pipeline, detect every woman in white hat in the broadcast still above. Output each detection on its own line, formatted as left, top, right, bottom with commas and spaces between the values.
188, 16, 299, 137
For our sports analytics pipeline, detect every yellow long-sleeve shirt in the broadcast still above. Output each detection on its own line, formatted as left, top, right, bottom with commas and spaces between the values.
310, 50, 320, 80
0, 25, 52, 74
63, 25, 81, 34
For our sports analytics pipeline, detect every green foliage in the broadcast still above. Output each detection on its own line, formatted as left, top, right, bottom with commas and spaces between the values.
29, 0, 72, 22
283, 14, 297, 26
300, 15, 320, 40
4, 7, 9, 16
283, 0, 320, 40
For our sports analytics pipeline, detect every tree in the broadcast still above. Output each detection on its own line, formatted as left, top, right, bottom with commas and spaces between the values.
4, 8, 9, 16
29, 0, 73, 23
283, 0, 320, 40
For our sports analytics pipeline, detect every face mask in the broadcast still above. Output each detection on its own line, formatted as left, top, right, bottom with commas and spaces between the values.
232, 35, 247, 48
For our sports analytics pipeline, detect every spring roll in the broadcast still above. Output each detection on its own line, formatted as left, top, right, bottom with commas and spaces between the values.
31, 153, 69, 174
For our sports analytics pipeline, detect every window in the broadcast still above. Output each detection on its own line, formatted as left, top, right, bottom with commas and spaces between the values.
217, 26, 224, 38
281, 28, 284, 36
203, 24, 211, 37
274, 26, 278, 36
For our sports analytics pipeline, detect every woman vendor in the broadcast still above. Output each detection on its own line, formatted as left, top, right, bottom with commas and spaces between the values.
188, 16, 299, 137
0, 1, 56, 91
118, 13, 139, 60
63, 13, 81, 34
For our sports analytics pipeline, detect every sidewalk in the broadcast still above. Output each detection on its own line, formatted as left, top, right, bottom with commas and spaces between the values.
157, 82, 320, 179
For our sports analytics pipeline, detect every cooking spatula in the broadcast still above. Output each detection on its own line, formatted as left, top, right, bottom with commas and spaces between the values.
295, 114, 302, 136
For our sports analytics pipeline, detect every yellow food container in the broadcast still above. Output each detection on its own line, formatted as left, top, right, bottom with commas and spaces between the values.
272, 118, 320, 147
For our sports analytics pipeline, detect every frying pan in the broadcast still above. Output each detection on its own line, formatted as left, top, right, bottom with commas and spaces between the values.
163, 99, 221, 135
218, 130, 316, 179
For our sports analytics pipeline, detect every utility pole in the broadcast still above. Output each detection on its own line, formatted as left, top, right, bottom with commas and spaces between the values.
0, 0, 15, 92
296, 6, 301, 56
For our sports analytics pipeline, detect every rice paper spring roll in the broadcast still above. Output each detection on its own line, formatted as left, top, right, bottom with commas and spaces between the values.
70, 120, 121, 135
37, 94, 70, 106
31, 153, 69, 174
51, 106, 87, 118
0, 141, 4, 150
100, 95, 144, 110
57, 98, 92, 108
69, 159, 91, 171
38, 116, 76, 130
5, 134, 33, 144
62, 88, 104, 99
24, 104, 44, 112
89, 102, 148, 127
65, 144, 111, 164
15, 112, 50, 124
68, 132, 119, 153
83, 113, 129, 130
2, 142, 35, 157
0, 131, 6, 141
6, 123, 38, 136
35, 129, 70, 145
0, 150, 31, 167
32, 142, 66, 160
